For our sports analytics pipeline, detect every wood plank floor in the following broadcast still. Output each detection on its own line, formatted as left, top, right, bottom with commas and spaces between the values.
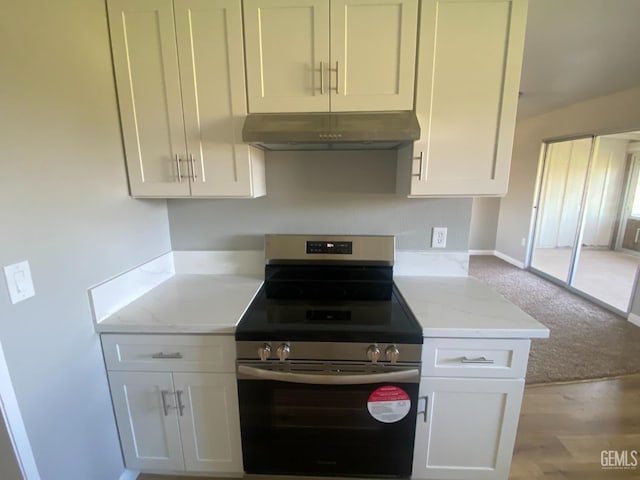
510, 373, 640, 479
139, 374, 640, 480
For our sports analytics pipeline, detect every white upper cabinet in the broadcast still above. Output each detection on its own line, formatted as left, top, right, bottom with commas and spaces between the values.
107, 0, 266, 197
243, 0, 419, 113
397, 0, 528, 197
330, 0, 418, 112
243, 0, 330, 113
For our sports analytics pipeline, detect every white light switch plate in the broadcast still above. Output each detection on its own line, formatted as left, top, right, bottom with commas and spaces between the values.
3, 261, 35, 304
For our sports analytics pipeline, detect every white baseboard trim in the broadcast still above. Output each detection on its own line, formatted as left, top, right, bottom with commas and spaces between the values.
468, 250, 495, 256
628, 313, 640, 327
493, 250, 525, 269
468, 250, 526, 269
119, 469, 139, 480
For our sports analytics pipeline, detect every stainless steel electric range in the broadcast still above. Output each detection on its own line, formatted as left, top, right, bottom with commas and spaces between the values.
235, 234, 423, 479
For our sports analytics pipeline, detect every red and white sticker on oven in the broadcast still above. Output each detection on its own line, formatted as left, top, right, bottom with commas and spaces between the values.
367, 386, 411, 423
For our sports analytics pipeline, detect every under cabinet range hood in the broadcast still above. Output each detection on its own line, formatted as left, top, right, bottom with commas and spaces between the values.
242, 111, 420, 151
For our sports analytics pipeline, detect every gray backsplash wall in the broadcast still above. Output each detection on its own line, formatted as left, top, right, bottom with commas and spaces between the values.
168, 150, 472, 250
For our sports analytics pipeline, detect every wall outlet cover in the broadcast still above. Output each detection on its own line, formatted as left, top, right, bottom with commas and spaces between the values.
431, 227, 447, 249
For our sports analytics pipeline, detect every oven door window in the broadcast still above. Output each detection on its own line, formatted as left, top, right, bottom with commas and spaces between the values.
238, 380, 418, 478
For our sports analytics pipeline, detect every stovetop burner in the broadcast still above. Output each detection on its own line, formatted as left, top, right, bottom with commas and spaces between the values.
235, 284, 422, 344
235, 234, 422, 345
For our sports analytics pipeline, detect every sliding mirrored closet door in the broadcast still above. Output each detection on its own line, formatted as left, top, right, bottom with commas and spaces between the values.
530, 137, 593, 284
529, 131, 640, 314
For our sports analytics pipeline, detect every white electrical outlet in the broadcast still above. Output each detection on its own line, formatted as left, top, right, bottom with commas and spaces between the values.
431, 227, 447, 249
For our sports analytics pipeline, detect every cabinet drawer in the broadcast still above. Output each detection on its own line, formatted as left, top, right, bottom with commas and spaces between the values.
421, 338, 530, 378
102, 334, 236, 373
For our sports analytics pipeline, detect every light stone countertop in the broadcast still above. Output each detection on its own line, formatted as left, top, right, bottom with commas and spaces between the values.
95, 274, 263, 334
394, 276, 550, 338
96, 272, 549, 339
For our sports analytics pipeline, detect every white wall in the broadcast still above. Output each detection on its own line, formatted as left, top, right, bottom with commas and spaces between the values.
0, 1, 171, 479
495, 85, 640, 263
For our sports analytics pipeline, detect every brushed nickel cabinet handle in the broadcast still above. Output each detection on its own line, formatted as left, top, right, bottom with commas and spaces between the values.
175, 154, 183, 182
320, 61, 325, 95
330, 61, 339, 93
151, 352, 183, 359
461, 356, 495, 364
176, 390, 185, 417
161, 390, 175, 416
189, 154, 197, 180
417, 396, 429, 423
411, 151, 424, 180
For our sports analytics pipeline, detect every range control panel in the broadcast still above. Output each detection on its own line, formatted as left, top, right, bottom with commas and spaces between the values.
306, 240, 353, 255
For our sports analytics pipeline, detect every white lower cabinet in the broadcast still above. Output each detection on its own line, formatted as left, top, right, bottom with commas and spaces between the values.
412, 377, 524, 479
412, 338, 529, 480
103, 335, 243, 476
108, 371, 184, 471
175, 373, 242, 473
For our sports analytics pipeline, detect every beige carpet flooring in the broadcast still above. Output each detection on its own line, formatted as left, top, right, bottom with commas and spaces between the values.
469, 255, 640, 384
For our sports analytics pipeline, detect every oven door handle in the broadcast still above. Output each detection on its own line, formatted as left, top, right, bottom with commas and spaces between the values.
237, 365, 420, 385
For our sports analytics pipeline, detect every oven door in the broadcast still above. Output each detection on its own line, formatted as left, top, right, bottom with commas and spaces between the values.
237, 364, 419, 478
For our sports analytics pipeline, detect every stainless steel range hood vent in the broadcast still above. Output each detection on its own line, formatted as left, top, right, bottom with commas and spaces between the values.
242, 111, 420, 151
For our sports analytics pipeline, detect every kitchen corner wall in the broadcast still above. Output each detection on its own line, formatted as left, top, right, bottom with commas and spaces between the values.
0, 1, 171, 479
167, 150, 472, 251
495, 84, 640, 264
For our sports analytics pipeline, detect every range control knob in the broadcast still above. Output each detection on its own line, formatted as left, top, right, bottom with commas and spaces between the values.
386, 345, 400, 363
367, 345, 381, 363
258, 343, 272, 361
276, 343, 291, 362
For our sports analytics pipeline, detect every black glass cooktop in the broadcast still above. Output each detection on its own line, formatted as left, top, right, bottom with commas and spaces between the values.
235, 284, 423, 344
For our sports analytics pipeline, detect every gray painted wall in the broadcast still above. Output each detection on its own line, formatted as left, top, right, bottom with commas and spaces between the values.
469, 198, 501, 251
0, 1, 171, 479
168, 151, 473, 251
495, 85, 640, 264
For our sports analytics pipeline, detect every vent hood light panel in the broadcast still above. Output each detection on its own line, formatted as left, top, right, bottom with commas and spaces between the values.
242, 111, 420, 151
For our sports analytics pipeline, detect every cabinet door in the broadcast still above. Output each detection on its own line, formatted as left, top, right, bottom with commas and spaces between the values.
107, 371, 184, 471
107, 0, 190, 197
174, 0, 265, 197
174, 373, 243, 474
330, 0, 418, 112
401, 0, 527, 196
244, 0, 330, 113
412, 377, 524, 479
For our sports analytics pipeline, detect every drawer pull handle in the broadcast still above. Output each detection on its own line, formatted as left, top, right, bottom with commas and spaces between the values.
151, 352, 183, 359
461, 356, 494, 364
